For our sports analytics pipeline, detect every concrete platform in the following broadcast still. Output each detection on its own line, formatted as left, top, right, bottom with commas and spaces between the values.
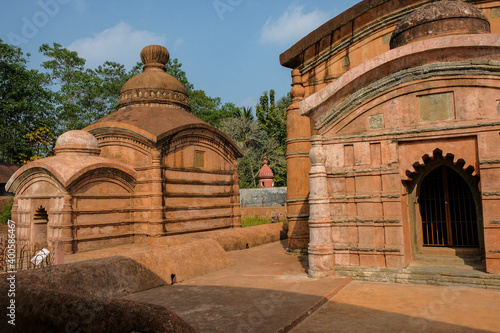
124, 240, 500, 332
124, 240, 349, 332
291, 281, 500, 333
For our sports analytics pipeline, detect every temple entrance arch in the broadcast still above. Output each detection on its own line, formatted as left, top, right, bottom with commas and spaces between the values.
32, 205, 49, 245
406, 150, 484, 259
419, 165, 479, 248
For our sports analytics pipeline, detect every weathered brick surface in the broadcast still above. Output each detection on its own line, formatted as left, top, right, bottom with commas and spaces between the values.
7, 46, 243, 254
282, 0, 500, 274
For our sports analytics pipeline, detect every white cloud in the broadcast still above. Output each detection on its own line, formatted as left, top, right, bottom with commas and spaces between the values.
260, 6, 330, 45
67, 22, 167, 69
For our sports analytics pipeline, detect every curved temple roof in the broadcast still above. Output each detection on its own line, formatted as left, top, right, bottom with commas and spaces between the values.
6, 131, 137, 193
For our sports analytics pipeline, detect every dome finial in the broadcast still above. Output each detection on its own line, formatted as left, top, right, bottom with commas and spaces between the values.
140, 45, 170, 72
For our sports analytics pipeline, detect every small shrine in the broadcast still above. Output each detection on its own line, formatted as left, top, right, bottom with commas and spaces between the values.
258, 157, 274, 188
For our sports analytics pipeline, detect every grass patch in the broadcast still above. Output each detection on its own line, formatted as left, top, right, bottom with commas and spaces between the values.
241, 216, 272, 228
241, 216, 287, 228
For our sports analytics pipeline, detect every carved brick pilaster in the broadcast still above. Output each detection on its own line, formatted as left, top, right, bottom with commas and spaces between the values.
308, 135, 335, 278
60, 195, 74, 254
148, 150, 164, 237
10, 197, 18, 224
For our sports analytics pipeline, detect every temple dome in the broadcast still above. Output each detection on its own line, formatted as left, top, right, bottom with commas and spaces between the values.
390, 1, 490, 49
54, 130, 100, 156
258, 159, 274, 180
118, 45, 189, 109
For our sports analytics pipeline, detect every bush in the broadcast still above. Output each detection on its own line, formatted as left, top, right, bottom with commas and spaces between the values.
1, 198, 13, 224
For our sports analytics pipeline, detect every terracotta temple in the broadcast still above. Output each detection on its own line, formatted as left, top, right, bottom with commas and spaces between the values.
281, 0, 500, 275
258, 158, 274, 188
6, 45, 243, 254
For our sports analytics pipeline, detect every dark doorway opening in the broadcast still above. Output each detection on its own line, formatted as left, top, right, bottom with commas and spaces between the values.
419, 166, 479, 248
33, 206, 48, 245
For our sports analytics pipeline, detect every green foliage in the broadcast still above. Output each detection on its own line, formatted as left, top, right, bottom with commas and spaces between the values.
90, 61, 131, 120
166, 58, 194, 93
219, 115, 286, 188
189, 89, 239, 128
241, 215, 287, 227
219, 89, 290, 188
256, 90, 290, 151
241, 216, 271, 228
263, 135, 287, 187
254, 89, 291, 187
220, 117, 264, 188
39, 43, 86, 132
39, 43, 133, 134
0, 39, 55, 164
20, 126, 56, 163
234, 106, 254, 121
1, 198, 14, 225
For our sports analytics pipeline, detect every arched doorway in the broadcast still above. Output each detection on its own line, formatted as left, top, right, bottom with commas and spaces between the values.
406, 151, 485, 261
32, 206, 48, 245
419, 165, 479, 248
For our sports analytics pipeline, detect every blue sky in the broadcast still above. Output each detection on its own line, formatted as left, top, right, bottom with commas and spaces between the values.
1, 0, 360, 109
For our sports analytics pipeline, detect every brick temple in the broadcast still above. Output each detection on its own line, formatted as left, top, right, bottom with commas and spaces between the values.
6, 45, 243, 253
281, 0, 500, 275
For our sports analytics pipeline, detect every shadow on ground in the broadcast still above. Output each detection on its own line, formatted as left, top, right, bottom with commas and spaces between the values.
291, 302, 496, 333
124, 283, 496, 333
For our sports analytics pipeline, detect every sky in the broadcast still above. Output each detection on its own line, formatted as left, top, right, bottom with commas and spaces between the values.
0, 0, 360, 109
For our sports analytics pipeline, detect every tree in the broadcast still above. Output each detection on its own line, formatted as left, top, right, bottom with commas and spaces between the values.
254, 90, 291, 186
0, 40, 54, 164
219, 116, 286, 188
39, 43, 134, 134
219, 90, 291, 188
166, 58, 193, 93
20, 126, 56, 163
40, 43, 89, 133
71, 61, 132, 126
189, 89, 239, 128
234, 106, 254, 121
1, 198, 13, 224
256, 90, 290, 150
264, 137, 287, 187
220, 117, 266, 187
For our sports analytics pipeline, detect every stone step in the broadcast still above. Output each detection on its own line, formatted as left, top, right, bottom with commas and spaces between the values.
335, 265, 500, 290
409, 255, 485, 271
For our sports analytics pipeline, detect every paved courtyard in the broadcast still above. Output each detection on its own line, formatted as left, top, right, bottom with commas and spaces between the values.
124, 240, 500, 332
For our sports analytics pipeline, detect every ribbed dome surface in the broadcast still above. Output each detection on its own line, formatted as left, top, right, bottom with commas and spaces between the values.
390, 1, 490, 49
118, 45, 189, 109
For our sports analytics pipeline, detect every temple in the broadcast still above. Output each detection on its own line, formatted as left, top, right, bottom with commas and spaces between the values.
281, 0, 500, 275
258, 158, 274, 188
6, 45, 243, 253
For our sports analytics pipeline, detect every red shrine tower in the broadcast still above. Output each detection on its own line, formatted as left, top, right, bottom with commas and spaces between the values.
258, 158, 274, 188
